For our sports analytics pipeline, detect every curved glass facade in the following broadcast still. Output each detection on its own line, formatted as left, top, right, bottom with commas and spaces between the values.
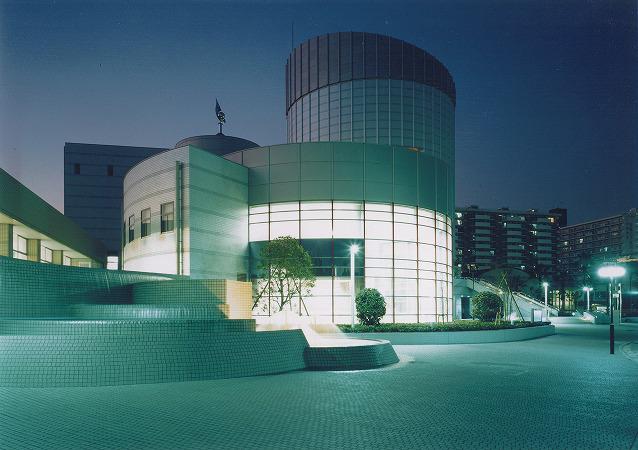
286, 79, 454, 162
248, 201, 453, 323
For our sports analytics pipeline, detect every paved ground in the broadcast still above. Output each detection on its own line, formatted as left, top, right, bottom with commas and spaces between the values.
1, 323, 637, 450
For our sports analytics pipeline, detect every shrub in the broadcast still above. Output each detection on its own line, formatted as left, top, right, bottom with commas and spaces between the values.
355, 288, 386, 325
339, 320, 548, 333
471, 291, 503, 322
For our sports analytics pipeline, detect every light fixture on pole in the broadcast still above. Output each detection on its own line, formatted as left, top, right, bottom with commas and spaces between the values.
350, 244, 359, 328
542, 282, 549, 320
583, 287, 592, 311
618, 283, 623, 323
597, 264, 626, 354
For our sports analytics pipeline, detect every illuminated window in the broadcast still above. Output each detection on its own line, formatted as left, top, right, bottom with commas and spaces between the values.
40, 245, 52, 263
12, 235, 27, 259
301, 220, 332, 239
160, 202, 174, 233
333, 220, 364, 238
141, 208, 151, 237
271, 221, 299, 239
249, 223, 269, 241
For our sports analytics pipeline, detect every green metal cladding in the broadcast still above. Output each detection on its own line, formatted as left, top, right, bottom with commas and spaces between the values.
225, 142, 454, 220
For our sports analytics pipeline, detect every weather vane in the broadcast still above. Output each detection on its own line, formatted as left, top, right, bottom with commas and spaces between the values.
215, 99, 226, 134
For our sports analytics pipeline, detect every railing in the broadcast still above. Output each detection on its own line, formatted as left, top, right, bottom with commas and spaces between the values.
456, 277, 559, 316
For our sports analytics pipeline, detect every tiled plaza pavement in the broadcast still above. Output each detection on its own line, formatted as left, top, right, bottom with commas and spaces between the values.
1, 323, 636, 450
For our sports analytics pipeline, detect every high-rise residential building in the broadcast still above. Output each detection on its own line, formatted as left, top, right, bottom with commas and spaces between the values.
454, 206, 562, 279
558, 208, 638, 288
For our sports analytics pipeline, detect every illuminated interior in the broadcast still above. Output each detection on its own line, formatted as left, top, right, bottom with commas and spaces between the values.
249, 201, 453, 323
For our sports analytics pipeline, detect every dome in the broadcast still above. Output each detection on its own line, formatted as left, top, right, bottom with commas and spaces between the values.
175, 133, 258, 156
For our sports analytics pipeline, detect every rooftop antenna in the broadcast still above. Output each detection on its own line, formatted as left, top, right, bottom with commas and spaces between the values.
215, 98, 226, 134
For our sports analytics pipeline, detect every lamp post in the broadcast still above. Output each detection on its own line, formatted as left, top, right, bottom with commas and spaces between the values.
350, 244, 359, 328
583, 287, 592, 311
618, 283, 623, 323
597, 264, 626, 354
542, 282, 549, 320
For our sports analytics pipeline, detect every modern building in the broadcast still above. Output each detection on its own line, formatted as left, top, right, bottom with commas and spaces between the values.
454, 206, 562, 279
0, 168, 106, 267
122, 145, 249, 280
558, 208, 638, 290
64, 143, 168, 267
64, 136, 258, 269
122, 32, 456, 324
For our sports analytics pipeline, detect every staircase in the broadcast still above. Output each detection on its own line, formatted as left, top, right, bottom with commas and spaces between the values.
455, 278, 560, 321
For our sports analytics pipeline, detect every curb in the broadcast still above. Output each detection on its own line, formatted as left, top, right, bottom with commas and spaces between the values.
345, 325, 555, 345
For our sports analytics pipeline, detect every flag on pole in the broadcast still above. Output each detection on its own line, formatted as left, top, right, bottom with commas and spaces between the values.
215, 99, 226, 123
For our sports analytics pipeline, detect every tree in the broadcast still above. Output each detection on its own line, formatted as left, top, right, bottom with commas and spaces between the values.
471, 291, 503, 322
481, 267, 529, 293
252, 236, 316, 313
355, 288, 386, 325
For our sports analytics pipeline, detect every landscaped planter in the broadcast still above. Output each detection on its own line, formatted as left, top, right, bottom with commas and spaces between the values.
344, 324, 555, 345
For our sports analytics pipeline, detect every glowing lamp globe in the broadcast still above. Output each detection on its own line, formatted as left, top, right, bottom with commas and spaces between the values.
597, 265, 626, 279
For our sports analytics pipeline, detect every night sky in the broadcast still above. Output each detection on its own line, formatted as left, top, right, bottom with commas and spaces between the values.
1, 0, 636, 224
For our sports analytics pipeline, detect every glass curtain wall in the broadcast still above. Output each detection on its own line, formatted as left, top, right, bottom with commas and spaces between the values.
249, 201, 452, 323
287, 80, 455, 165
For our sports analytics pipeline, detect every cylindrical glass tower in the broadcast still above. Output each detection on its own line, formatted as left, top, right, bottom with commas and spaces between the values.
285, 32, 455, 162
239, 32, 455, 323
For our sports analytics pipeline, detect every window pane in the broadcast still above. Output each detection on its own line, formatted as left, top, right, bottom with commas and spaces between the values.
249, 223, 269, 241
250, 205, 269, 214
365, 221, 392, 239
271, 221, 299, 239
301, 220, 332, 239
270, 202, 299, 212
333, 220, 363, 238
161, 202, 175, 233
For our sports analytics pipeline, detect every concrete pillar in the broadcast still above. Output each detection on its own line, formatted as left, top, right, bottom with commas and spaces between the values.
26, 239, 41, 262
0, 224, 12, 257
52, 250, 64, 265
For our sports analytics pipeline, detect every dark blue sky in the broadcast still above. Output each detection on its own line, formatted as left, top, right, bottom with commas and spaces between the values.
1, 0, 636, 224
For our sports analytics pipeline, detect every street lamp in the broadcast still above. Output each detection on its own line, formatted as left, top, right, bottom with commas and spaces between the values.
618, 283, 623, 323
583, 287, 593, 311
597, 264, 626, 354
542, 282, 549, 320
350, 244, 359, 328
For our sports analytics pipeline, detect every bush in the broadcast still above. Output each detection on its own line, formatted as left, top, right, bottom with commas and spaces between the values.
339, 321, 548, 333
471, 291, 503, 322
355, 288, 386, 325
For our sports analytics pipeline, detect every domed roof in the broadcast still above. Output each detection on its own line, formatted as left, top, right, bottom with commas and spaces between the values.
175, 133, 258, 156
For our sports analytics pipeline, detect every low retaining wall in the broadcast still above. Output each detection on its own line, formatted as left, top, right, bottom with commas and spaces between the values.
345, 325, 555, 345
305, 340, 398, 370
0, 323, 308, 387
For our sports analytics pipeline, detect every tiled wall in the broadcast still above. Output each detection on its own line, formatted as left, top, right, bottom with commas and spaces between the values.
0, 256, 174, 318
0, 324, 308, 387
